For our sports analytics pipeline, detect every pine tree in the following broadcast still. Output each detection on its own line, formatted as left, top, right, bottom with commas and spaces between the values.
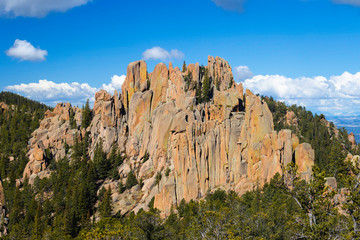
31, 204, 43, 240
93, 141, 110, 179
182, 61, 187, 73
155, 172, 162, 188
69, 108, 77, 129
72, 134, 82, 164
99, 188, 113, 219
195, 82, 202, 104
285, 163, 341, 239
340, 158, 360, 237
81, 99, 92, 129
86, 161, 98, 210
126, 170, 138, 189
202, 69, 212, 103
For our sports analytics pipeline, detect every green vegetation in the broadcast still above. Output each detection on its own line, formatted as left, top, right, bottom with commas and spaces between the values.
99, 187, 113, 220
1, 91, 360, 239
81, 99, 92, 129
125, 170, 138, 190
0, 91, 49, 113
263, 96, 356, 183
183, 66, 213, 103
201, 68, 212, 103
182, 61, 186, 73
184, 72, 192, 92
79, 170, 359, 239
155, 172, 162, 187
69, 108, 77, 129
142, 150, 149, 163
165, 167, 170, 177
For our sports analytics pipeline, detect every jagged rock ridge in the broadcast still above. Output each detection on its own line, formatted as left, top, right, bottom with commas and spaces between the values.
23, 56, 314, 216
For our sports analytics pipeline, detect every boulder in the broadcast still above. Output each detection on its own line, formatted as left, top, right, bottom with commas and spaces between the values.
325, 177, 337, 192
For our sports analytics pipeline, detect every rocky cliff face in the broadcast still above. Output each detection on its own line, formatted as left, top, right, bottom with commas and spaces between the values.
23, 56, 314, 216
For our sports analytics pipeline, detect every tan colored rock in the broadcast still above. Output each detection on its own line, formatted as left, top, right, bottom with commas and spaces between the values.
23, 56, 317, 218
348, 132, 357, 149
325, 177, 337, 192
286, 111, 298, 126
208, 56, 235, 90
128, 91, 152, 136
168, 66, 186, 103
295, 143, 315, 181
44, 110, 56, 118
186, 63, 200, 83
95, 89, 111, 101
122, 60, 148, 110
291, 134, 300, 150
53, 103, 72, 121
236, 83, 244, 100
150, 63, 169, 111
0, 102, 8, 112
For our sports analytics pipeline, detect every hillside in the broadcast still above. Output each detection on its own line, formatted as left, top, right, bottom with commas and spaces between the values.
0, 92, 51, 237
0, 57, 359, 239
263, 96, 358, 185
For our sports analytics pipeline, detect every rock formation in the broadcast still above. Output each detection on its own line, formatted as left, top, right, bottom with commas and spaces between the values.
23, 103, 83, 184
0, 102, 8, 113
24, 56, 315, 216
348, 132, 357, 149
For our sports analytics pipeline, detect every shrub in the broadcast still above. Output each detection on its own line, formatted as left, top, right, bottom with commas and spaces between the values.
165, 168, 171, 177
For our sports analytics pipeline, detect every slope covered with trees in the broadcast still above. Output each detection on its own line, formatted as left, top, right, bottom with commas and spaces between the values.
263, 96, 357, 184
0, 67, 359, 239
0, 92, 50, 181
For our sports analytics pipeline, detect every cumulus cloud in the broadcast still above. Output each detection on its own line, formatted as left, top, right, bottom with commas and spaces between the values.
332, 0, 360, 6
211, 0, 245, 12
5, 80, 97, 105
234, 66, 254, 81
6, 39, 48, 62
4, 74, 126, 106
142, 47, 185, 61
0, 0, 91, 17
101, 75, 126, 93
240, 71, 360, 116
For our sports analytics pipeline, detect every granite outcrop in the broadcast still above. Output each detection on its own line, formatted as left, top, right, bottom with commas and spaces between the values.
23, 56, 315, 216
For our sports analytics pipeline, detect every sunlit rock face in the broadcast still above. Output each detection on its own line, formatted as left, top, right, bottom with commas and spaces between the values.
24, 56, 314, 216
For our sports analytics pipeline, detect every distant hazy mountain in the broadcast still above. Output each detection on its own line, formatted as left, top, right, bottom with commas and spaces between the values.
327, 115, 360, 142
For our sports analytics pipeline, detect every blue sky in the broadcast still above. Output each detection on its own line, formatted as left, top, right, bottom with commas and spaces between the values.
1, 0, 360, 118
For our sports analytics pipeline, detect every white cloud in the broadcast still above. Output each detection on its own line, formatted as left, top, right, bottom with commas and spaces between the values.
333, 0, 360, 6
5, 80, 97, 105
0, 0, 91, 17
211, 0, 245, 12
6, 39, 48, 62
234, 66, 253, 81
240, 71, 360, 116
5, 74, 126, 106
101, 75, 126, 93
142, 47, 185, 61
